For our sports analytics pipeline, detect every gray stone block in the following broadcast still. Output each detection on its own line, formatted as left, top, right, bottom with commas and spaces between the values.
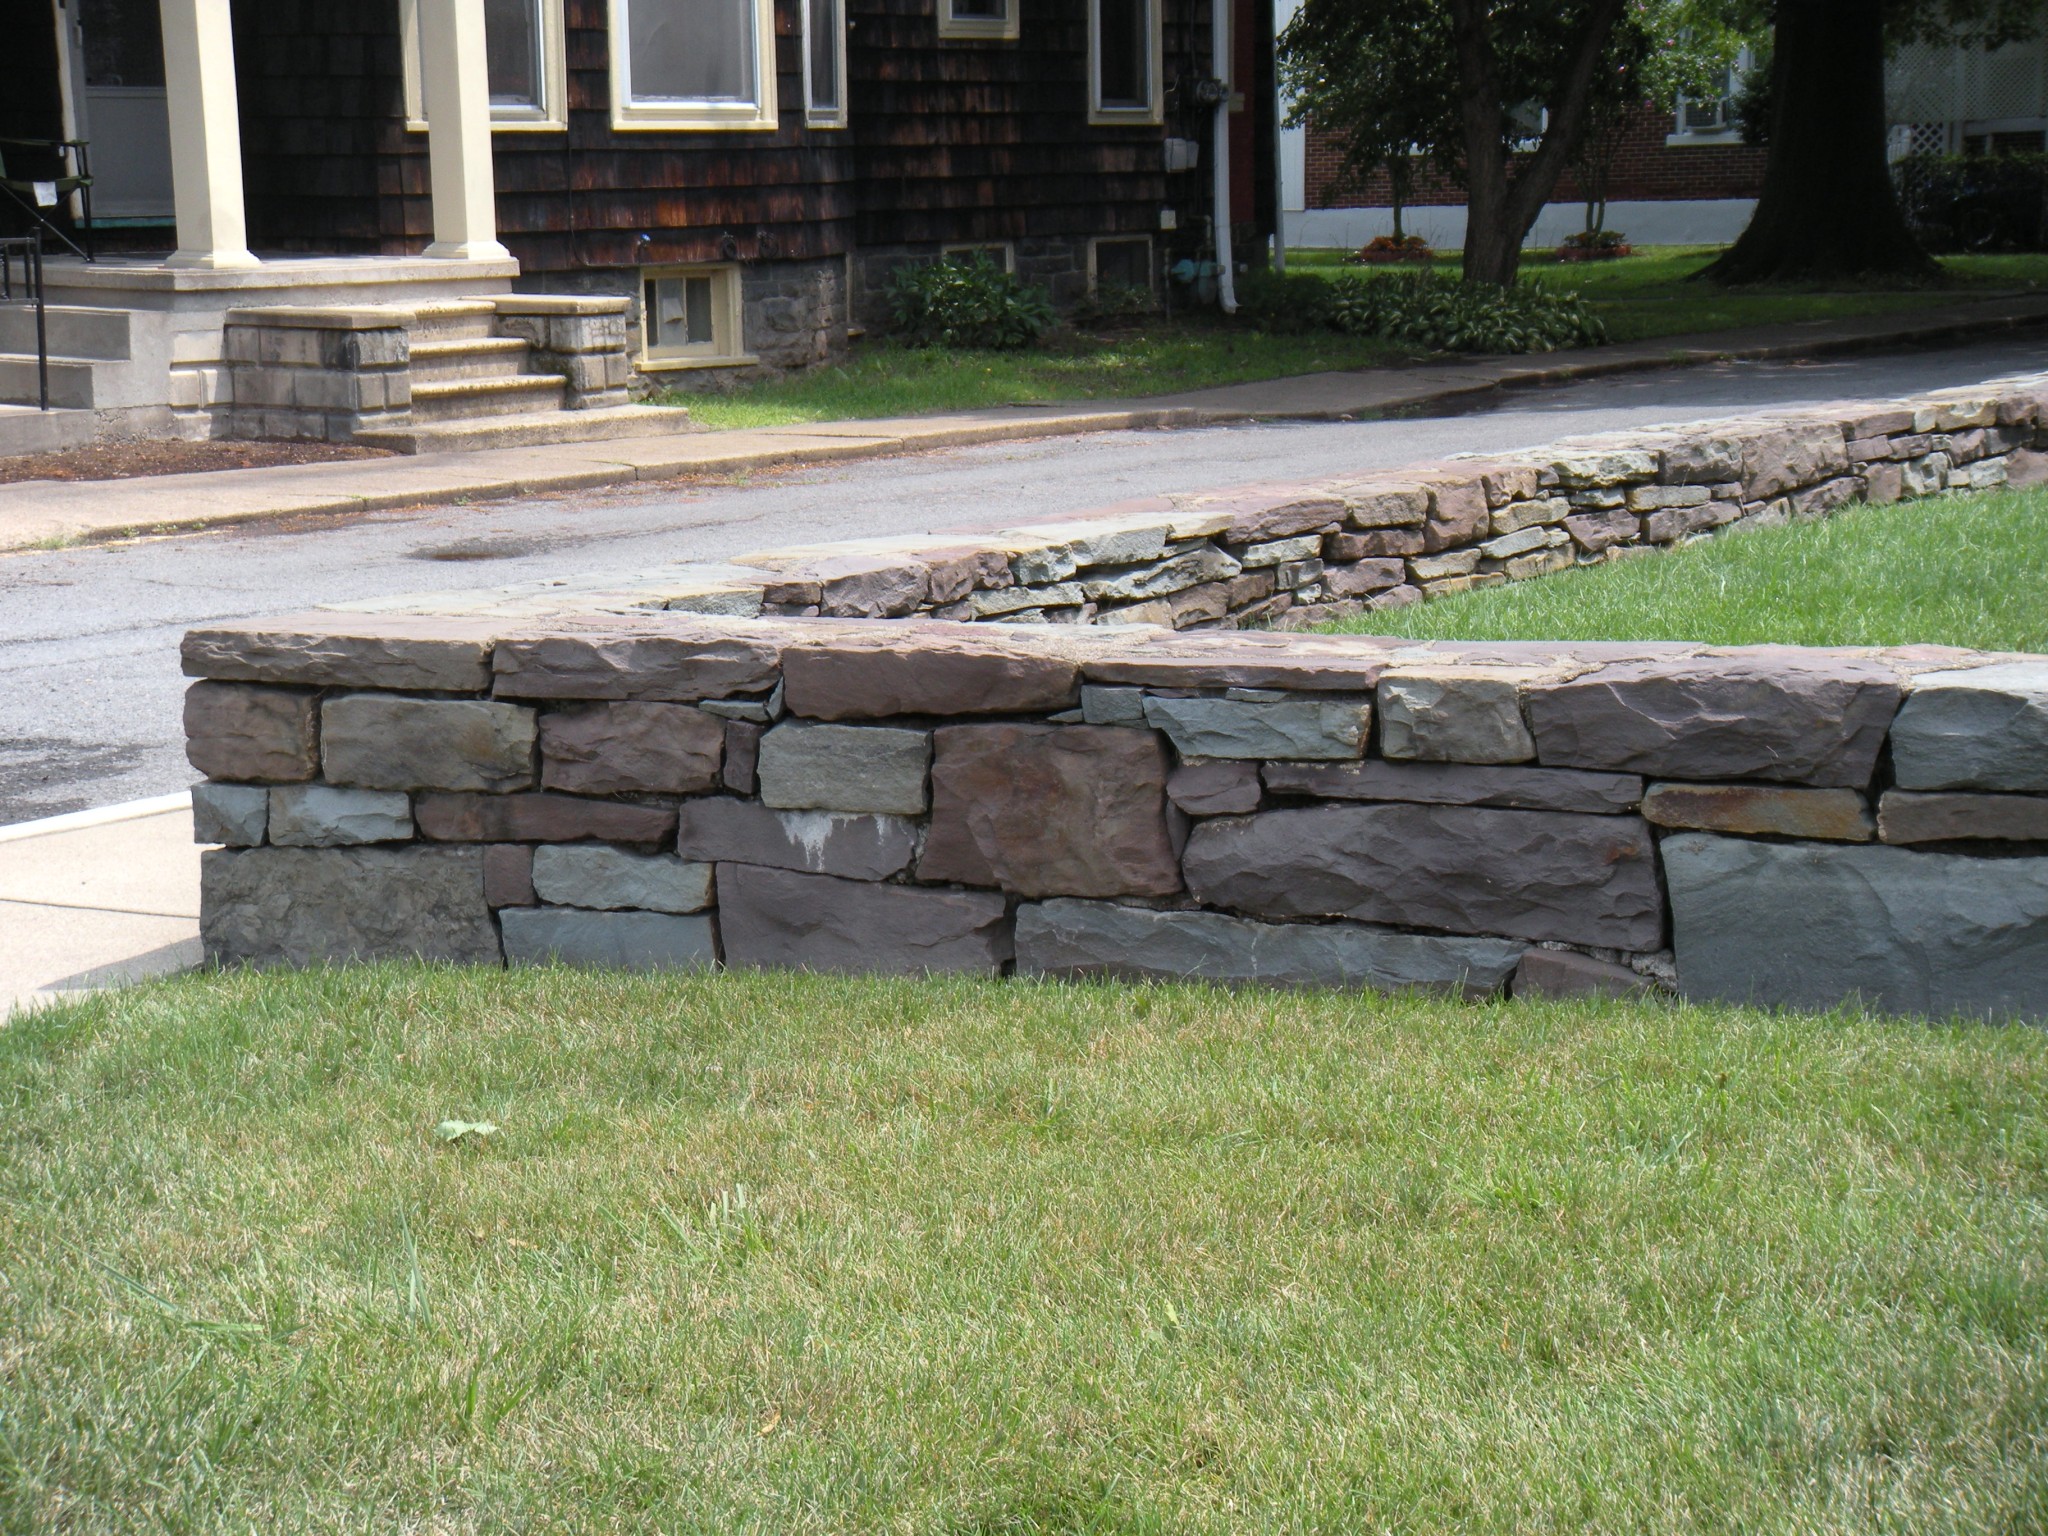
717, 863, 1012, 975
1513, 948, 1654, 1000
1142, 694, 1372, 761
322, 695, 537, 793
268, 785, 413, 846
1376, 670, 1536, 764
531, 846, 715, 913
1182, 803, 1664, 949
201, 846, 499, 966
1663, 832, 2048, 1022
1889, 664, 2048, 793
501, 908, 717, 970
1080, 685, 1149, 727
1015, 899, 1524, 997
756, 721, 932, 814
676, 796, 919, 880
1878, 790, 2048, 845
192, 782, 268, 847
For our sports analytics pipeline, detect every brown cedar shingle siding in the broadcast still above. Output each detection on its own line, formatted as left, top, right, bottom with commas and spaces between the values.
228, 0, 1200, 280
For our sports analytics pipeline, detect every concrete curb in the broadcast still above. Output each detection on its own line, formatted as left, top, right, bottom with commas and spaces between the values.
0, 792, 193, 845
7, 295, 2048, 554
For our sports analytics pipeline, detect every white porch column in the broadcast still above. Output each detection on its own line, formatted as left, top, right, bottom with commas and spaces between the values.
158, 0, 258, 269
417, 0, 512, 261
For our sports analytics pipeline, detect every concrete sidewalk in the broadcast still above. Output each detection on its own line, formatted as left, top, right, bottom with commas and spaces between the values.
1, 795, 202, 1021
6, 293, 2048, 554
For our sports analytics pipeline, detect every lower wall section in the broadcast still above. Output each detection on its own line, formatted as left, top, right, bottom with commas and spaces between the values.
184, 617, 2048, 1022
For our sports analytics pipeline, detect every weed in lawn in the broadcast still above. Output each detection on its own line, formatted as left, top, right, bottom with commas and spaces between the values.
1320, 484, 2048, 652
2, 964, 2043, 1532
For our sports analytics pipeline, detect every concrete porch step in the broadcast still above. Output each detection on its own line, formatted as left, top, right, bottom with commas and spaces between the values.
406, 300, 500, 344
353, 403, 698, 455
0, 353, 103, 410
409, 373, 566, 422
0, 401, 98, 458
410, 336, 533, 383
0, 304, 132, 360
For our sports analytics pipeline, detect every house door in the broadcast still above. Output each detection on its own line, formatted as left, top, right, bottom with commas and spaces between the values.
56, 0, 175, 221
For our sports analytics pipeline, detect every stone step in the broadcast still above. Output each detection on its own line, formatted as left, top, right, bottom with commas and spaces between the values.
406, 300, 500, 343
0, 352, 102, 410
0, 303, 132, 360
353, 403, 698, 455
408, 373, 566, 423
409, 336, 533, 383
0, 401, 98, 457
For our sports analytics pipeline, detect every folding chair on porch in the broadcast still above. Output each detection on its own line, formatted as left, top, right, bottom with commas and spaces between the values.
0, 138, 94, 262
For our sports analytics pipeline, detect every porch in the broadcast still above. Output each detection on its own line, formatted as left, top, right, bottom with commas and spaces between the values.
0, 2, 685, 453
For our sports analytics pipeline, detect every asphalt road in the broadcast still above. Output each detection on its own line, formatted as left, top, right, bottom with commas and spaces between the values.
4, 336, 2043, 824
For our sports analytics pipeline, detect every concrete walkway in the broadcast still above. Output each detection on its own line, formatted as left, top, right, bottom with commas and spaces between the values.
1, 795, 201, 1021
5, 293, 2047, 554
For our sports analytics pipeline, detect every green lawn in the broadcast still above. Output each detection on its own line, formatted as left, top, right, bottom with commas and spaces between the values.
1322, 484, 2048, 653
679, 325, 1418, 431
674, 247, 2048, 430
3, 966, 2045, 1532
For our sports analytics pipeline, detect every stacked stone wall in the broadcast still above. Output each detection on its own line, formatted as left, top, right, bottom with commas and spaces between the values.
185, 615, 2048, 1021
331, 371, 2048, 635
188, 371, 2048, 1019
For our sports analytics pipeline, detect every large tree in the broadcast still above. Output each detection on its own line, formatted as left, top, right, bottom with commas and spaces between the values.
1280, 1, 1735, 287
1707, 0, 2047, 284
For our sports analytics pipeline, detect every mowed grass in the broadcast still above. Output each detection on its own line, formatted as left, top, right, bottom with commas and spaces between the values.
3, 966, 2046, 1533
1322, 485, 2048, 653
1292, 246, 2048, 345
678, 326, 1416, 431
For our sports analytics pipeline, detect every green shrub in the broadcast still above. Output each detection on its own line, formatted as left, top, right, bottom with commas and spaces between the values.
1237, 268, 1607, 353
886, 254, 1056, 350
1069, 279, 1159, 328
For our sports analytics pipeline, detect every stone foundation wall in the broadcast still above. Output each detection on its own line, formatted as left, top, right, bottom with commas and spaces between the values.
183, 614, 2048, 1021
330, 370, 2048, 630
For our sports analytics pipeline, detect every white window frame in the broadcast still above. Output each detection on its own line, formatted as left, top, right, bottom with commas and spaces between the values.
938, 0, 1019, 43
1087, 0, 1162, 126
1087, 234, 1154, 295
639, 264, 756, 370
608, 0, 779, 131
803, 0, 850, 128
1668, 49, 1753, 145
401, 0, 569, 134
940, 241, 1016, 272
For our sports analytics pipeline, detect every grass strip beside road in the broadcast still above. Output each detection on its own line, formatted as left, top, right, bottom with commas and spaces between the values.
1322, 485, 2048, 653
4, 966, 2044, 1532
673, 248, 2048, 430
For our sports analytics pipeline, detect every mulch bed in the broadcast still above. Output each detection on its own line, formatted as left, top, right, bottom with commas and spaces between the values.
0, 438, 394, 486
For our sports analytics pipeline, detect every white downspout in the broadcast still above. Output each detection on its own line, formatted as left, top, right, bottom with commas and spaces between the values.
1212, 0, 1238, 312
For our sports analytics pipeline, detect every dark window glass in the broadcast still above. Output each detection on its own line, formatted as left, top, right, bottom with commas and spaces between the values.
951, 0, 1007, 19
80, 0, 165, 89
1095, 238, 1151, 291
483, 0, 544, 109
1095, 0, 1148, 110
631, 0, 756, 104
808, 0, 841, 112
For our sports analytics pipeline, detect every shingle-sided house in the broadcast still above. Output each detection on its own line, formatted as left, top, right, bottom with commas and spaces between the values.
0, 0, 1280, 452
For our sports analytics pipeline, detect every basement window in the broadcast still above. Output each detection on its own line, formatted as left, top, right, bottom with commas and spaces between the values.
941, 242, 1017, 272
641, 266, 752, 368
805, 0, 849, 127
939, 0, 1019, 42
402, 0, 567, 132
610, 0, 779, 130
1089, 0, 1161, 125
1088, 234, 1154, 295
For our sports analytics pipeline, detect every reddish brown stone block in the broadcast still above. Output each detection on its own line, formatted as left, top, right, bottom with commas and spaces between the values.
182, 614, 497, 692
1642, 782, 1874, 842
538, 702, 725, 795
415, 793, 676, 845
782, 635, 1080, 719
723, 720, 764, 795
184, 681, 319, 784
482, 844, 536, 908
917, 724, 1182, 897
1513, 949, 1653, 1000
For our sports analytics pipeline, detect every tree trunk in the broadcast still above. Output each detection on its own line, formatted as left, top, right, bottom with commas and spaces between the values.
1705, 0, 1937, 284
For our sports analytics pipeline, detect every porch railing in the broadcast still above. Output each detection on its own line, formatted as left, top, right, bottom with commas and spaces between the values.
0, 230, 50, 411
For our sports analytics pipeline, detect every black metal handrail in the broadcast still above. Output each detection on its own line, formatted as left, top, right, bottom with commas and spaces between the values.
0, 230, 50, 411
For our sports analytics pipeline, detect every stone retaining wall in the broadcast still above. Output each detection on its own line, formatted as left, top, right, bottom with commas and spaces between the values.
333, 370, 2048, 630
184, 615, 2048, 1021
